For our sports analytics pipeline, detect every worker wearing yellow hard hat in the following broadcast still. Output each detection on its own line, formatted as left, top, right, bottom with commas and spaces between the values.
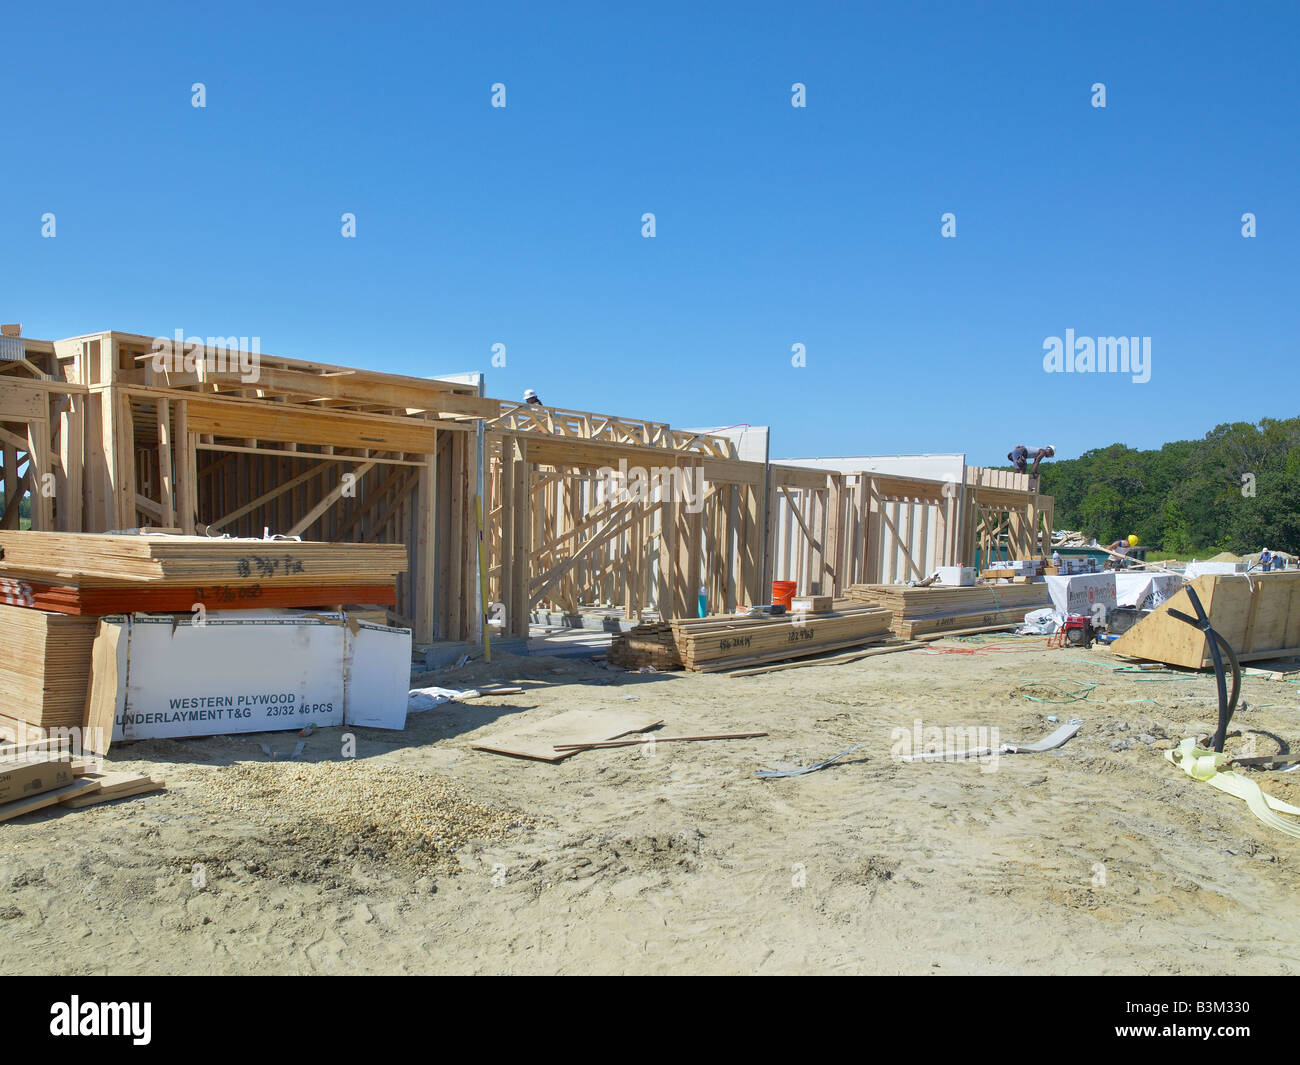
1106, 535, 1138, 569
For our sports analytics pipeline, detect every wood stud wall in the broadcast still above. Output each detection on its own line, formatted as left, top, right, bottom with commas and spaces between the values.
3, 330, 1052, 647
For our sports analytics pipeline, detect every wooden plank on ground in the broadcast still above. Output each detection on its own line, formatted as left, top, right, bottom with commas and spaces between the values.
0, 776, 101, 821
473, 709, 664, 762
60, 772, 164, 808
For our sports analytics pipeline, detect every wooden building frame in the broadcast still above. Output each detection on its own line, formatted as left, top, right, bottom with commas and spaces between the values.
3, 329, 1053, 647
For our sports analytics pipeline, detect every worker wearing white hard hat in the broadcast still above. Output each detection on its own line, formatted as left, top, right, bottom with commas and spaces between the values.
523, 389, 542, 406
1007, 444, 1055, 476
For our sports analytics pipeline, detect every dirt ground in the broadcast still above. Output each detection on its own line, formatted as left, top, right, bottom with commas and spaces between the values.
3, 637, 1300, 976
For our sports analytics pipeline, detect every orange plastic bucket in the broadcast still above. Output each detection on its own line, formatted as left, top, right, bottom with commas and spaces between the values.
771, 581, 797, 610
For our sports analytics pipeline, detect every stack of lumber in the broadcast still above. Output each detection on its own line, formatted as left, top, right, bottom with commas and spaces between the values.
0, 738, 165, 820
845, 582, 1050, 638
607, 604, 894, 673
0, 531, 406, 614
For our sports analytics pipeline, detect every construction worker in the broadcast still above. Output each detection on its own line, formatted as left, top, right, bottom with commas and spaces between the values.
523, 389, 543, 406
1105, 536, 1136, 570
1007, 444, 1055, 476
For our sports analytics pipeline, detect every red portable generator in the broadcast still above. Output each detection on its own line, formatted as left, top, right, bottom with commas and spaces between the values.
1060, 613, 1096, 648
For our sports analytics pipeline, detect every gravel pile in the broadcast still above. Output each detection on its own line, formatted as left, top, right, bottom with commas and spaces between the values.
206, 761, 532, 868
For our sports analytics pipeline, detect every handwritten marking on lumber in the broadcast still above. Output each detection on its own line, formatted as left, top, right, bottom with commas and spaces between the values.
193, 584, 265, 604
235, 556, 305, 579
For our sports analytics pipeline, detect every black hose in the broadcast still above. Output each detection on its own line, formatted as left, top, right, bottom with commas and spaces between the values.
1205, 627, 1241, 752
1168, 586, 1241, 754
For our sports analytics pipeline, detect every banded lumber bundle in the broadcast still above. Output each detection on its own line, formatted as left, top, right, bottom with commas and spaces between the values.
608, 605, 894, 672
607, 622, 683, 670
0, 605, 98, 732
845, 582, 1050, 639
0, 531, 406, 587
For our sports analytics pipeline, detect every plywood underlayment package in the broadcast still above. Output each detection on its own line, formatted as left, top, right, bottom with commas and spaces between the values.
87, 613, 412, 742
1112, 570, 1300, 669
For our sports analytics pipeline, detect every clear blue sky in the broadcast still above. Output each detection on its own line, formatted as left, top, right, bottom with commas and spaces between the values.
3, 1, 1296, 466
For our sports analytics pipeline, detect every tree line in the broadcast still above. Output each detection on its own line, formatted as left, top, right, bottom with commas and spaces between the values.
1035, 418, 1300, 555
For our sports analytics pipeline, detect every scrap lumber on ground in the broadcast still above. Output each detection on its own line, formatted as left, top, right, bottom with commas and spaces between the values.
607, 604, 894, 672
0, 757, 164, 820
723, 640, 929, 676
553, 731, 768, 751
473, 709, 665, 762
845, 582, 1049, 638
59, 771, 165, 809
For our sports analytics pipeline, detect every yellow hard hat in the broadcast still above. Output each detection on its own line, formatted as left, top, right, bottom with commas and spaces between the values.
1127, 534, 1139, 547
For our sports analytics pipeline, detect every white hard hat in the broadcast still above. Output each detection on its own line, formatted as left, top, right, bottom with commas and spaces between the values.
1046, 444, 1056, 453
523, 389, 536, 400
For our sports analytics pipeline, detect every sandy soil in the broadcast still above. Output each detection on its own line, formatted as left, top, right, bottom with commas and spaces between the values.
3, 638, 1299, 975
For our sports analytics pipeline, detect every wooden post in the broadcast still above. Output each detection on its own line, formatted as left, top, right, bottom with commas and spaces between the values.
500, 436, 515, 633
866, 478, 883, 584
415, 442, 437, 644
156, 399, 173, 527
511, 437, 529, 637
463, 427, 481, 643
174, 400, 195, 534
447, 431, 465, 640
26, 419, 52, 530
760, 464, 776, 595
825, 474, 843, 595
658, 492, 679, 619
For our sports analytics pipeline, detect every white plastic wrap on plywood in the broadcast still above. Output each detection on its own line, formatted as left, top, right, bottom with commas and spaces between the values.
110, 616, 347, 741
344, 621, 413, 730
1115, 572, 1183, 610
1046, 573, 1118, 618
104, 614, 413, 741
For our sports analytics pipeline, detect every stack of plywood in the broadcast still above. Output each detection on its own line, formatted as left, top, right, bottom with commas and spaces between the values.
0, 531, 406, 614
0, 606, 99, 735
608, 604, 894, 673
846, 582, 1050, 638
0, 531, 409, 741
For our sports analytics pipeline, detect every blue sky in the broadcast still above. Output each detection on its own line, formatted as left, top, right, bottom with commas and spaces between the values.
3, 1, 1296, 466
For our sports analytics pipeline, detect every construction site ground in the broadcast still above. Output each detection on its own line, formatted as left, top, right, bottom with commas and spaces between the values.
3, 638, 1298, 975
